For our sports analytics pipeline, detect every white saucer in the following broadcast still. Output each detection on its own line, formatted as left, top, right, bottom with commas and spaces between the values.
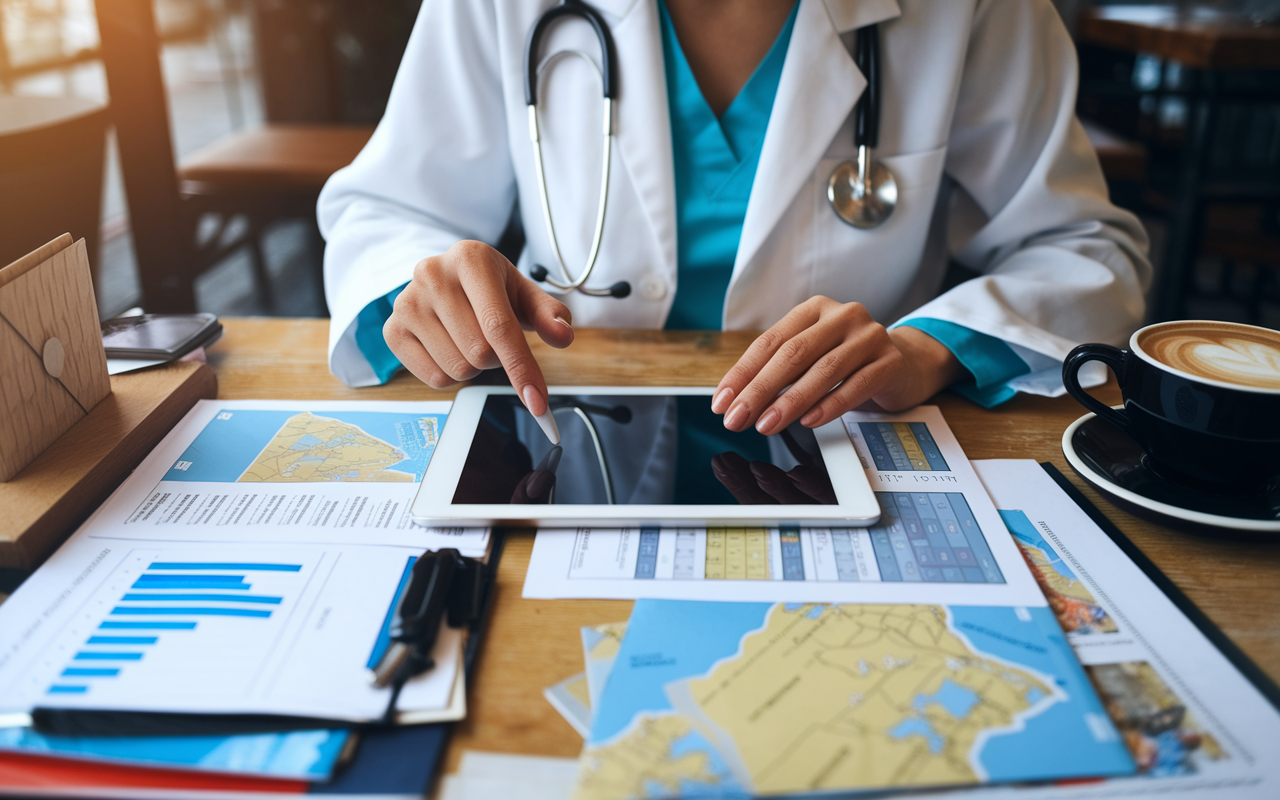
1062, 411, 1280, 535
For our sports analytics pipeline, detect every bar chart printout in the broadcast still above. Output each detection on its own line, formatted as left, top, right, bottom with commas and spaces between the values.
573, 492, 1003, 586
42, 554, 312, 699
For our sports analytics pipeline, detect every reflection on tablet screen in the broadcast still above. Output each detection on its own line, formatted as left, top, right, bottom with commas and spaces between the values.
451, 394, 837, 505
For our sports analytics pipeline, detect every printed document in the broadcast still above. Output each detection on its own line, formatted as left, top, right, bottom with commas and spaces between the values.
523, 406, 1043, 606
0, 401, 476, 722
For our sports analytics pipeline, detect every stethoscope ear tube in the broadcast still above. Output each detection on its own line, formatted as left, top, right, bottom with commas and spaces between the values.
524, 0, 628, 299
523, 0, 618, 106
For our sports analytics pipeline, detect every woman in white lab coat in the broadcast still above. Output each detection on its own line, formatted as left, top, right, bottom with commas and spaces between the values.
318, 0, 1149, 435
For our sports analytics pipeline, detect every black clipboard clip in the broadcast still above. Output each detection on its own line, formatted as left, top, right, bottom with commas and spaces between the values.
369, 548, 486, 725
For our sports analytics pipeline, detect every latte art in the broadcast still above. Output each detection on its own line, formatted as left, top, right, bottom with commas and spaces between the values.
1139, 323, 1280, 390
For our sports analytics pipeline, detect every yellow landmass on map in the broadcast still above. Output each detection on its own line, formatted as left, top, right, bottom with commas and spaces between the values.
573, 714, 721, 800
238, 412, 412, 482
565, 674, 592, 710
684, 604, 1052, 793
588, 622, 629, 663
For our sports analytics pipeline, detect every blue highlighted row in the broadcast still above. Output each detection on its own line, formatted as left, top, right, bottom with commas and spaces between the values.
100, 621, 196, 630
86, 636, 156, 645
63, 668, 119, 677
148, 562, 301, 571
48, 685, 88, 694
75, 652, 144, 661
110, 606, 272, 618
133, 575, 250, 590
120, 593, 281, 604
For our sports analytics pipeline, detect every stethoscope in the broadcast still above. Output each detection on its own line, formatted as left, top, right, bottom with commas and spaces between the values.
523, 1, 896, 301
827, 23, 898, 229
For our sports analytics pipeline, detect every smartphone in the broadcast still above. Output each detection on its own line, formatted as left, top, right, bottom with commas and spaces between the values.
100, 313, 223, 360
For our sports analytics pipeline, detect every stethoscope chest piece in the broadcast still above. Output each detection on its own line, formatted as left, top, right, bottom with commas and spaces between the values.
828, 151, 897, 229
828, 22, 896, 230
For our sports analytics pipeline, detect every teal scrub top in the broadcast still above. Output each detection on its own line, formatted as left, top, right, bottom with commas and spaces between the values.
353, 1, 1030, 406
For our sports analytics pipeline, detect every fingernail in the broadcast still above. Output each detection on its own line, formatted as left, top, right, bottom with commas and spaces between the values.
724, 404, 748, 431
800, 408, 822, 427
711, 387, 734, 414
756, 408, 780, 434
554, 315, 573, 330
521, 384, 546, 416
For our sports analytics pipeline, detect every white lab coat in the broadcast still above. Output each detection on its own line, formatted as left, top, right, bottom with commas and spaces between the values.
319, 0, 1150, 393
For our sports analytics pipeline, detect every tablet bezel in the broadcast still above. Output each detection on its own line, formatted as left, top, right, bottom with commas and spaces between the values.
411, 386, 880, 528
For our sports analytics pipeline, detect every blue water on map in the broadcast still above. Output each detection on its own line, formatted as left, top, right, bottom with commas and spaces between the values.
999, 510, 1080, 583
950, 606, 1134, 781
162, 410, 445, 482
913, 679, 980, 718
889, 717, 944, 753
589, 601, 771, 743
667, 729, 748, 797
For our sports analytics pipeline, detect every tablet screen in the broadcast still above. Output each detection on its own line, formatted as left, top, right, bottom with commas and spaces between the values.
451, 393, 837, 506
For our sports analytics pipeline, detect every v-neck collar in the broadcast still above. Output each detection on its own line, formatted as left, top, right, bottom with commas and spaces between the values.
659, 0, 798, 167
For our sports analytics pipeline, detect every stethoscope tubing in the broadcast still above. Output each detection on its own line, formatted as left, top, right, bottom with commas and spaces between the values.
524, 0, 625, 298
525, 2, 895, 301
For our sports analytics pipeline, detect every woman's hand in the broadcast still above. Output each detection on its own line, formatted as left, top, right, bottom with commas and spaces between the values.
711, 296, 964, 434
383, 240, 575, 417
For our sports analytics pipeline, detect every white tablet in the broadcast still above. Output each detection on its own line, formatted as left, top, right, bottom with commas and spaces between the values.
411, 386, 880, 528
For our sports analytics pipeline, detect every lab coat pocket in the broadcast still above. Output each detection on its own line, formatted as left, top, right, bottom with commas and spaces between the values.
811, 145, 948, 322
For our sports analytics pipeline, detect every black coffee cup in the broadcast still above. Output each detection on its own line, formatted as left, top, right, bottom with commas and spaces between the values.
1062, 321, 1280, 494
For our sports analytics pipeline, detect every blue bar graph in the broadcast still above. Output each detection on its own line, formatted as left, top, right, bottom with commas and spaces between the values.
133, 575, 251, 590
110, 606, 272, 618
48, 556, 304, 697
63, 668, 120, 677
75, 652, 144, 661
148, 562, 301, 571
120, 593, 282, 604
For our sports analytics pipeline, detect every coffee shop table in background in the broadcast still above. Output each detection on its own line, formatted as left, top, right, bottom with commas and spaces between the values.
1077, 5, 1280, 322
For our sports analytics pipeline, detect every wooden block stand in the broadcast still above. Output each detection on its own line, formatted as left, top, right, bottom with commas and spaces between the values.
0, 361, 217, 573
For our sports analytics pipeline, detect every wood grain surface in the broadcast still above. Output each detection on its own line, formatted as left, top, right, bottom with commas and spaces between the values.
206, 319, 1280, 772
0, 361, 217, 569
0, 237, 111, 481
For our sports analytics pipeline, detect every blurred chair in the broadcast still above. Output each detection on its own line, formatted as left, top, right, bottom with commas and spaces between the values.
94, 0, 372, 314
1076, 4, 1280, 322
178, 124, 373, 311
0, 96, 109, 287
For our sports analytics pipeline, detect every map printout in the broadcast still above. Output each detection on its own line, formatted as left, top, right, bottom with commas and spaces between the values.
61, 400, 488, 554
575, 600, 1133, 798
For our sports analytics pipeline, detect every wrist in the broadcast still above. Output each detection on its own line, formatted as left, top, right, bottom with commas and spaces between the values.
888, 325, 966, 392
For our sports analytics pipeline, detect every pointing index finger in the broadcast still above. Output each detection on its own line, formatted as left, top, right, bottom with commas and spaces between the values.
457, 260, 549, 416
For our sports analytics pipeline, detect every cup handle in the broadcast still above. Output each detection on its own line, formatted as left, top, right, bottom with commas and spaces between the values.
1062, 344, 1131, 434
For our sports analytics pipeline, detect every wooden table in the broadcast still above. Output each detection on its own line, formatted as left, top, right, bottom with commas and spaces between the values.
207, 318, 1280, 776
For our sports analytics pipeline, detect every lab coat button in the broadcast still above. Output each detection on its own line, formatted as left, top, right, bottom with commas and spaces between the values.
639, 274, 667, 301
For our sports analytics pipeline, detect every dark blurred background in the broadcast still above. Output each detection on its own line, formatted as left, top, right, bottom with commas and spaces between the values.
1, 0, 1277, 328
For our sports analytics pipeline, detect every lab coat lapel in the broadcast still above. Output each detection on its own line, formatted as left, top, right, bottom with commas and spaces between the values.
732, 0, 900, 284
600, 0, 677, 277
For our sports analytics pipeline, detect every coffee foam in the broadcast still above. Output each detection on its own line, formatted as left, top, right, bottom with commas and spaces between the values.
1138, 323, 1280, 390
